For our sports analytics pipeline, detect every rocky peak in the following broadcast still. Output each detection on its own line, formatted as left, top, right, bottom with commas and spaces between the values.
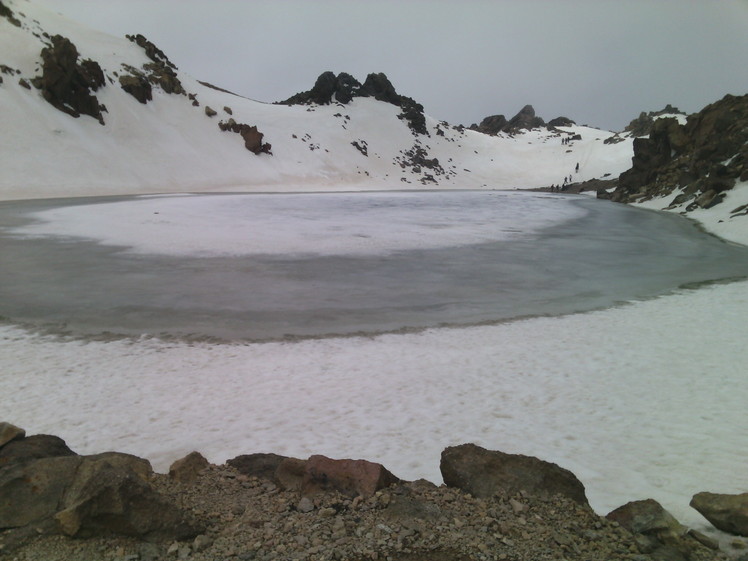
506, 104, 545, 132
469, 104, 550, 135
279, 71, 427, 135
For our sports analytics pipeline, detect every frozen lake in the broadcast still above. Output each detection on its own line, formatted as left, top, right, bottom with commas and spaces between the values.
2, 189, 748, 541
2, 190, 748, 340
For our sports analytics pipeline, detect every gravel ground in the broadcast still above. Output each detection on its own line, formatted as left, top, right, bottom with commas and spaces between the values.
2, 463, 730, 561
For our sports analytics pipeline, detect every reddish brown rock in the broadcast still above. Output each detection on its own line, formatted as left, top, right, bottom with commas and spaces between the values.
169, 451, 209, 484
301, 455, 400, 498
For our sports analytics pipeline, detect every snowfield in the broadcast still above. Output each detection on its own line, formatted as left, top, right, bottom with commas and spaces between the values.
1, 0, 748, 548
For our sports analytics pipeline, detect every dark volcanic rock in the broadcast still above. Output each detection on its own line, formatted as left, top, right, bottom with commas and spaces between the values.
469, 114, 507, 135
505, 104, 545, 132
440, 443, 588, 505
282, 71, 360, 106
35, 35, 106, 124
470, 105, 549, 135
361, 72, 400, 105
548, 116, 576, 128
279, 71, 428, 135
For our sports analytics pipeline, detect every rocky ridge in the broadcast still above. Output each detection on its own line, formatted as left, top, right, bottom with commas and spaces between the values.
279, 71, 427, 136
602, 94, 748, 212
2, 423, 746, 561
468, 105, 575, 135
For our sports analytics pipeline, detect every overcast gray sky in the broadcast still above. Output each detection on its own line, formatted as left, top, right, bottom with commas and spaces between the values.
36, 0, 748, 131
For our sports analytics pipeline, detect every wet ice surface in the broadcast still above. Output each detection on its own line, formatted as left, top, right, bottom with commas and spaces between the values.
2, 190, 748, 340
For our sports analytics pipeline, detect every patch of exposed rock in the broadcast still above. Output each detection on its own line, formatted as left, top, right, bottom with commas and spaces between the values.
604, 94, 748, 212
32, 35, 106, 124
279, 71, 427, 135
218, 118, 272, 155
126, 34, 176, 69
2, 426, 736, 560
0, 0, 21, 27
117, 34, 184, 103
394, 143, 449, 184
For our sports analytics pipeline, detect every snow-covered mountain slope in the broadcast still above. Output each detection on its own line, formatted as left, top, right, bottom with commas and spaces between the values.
0, 0, 633, 200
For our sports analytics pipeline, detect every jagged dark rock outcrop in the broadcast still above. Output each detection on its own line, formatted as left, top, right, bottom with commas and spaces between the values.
605, 94, 748, 212
118, 72, 152, 104
118, 34, 184, 102
279, 71, 427, 135
547, 116, 576, 128
0, 0, 21, 27
126, 34, 176, 69
470, 105, 548, 135
624, 104, 686, 137
505, 104, 545, 132
470, 114, 508, 135
33, 35, 106, 124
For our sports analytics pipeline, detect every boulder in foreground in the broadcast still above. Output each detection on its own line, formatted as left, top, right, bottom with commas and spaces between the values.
0, 425, 200, 542
691, 492, 748, 536
440, 443, 588, 505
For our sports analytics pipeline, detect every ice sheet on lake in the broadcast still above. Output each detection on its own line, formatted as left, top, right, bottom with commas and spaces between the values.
8, 191, 587, 257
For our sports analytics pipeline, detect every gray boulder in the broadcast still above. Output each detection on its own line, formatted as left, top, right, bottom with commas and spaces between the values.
439, 443, 588, 505
0, 434, 76, 466
607, 499, 686, 543
691, 492, 748, 536
0, 450, 199, 540
607, 498, 720, 559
